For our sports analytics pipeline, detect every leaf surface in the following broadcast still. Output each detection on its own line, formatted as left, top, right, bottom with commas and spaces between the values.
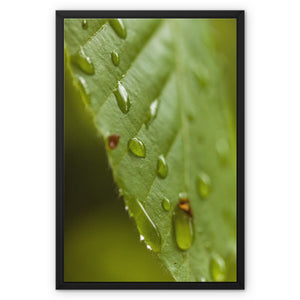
64, 18, 236, 281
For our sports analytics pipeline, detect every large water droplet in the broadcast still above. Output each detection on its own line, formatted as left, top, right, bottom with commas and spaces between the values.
145, 99, 159, 128
131, 199, 161, 253
108, 134, 120, 150
71, 46, 95, 75
197, 172, 212, 199
111, 50, 120, 66
76, 76, 90, 105
210, 254, 227, 281
157, 154, 168, 178
216, 137, 230, 165
82, 19, 88, 29
128, 137, 146, 158
173, 196, 194, 250
109, 19, 127, 39
113, 81, 130, 114
162, 197, 171, 211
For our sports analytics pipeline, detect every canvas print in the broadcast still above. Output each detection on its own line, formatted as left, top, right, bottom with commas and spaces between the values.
62, 16, 239, 284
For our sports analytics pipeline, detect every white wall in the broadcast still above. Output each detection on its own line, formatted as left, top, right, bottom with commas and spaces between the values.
1, 0, 299, 299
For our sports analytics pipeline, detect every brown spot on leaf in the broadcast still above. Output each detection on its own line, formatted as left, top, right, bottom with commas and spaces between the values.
179, 198, 192, 216
108, 134, 120, 150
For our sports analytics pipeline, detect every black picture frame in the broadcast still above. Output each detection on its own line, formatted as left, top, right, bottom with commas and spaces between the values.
56, 10, 245, 290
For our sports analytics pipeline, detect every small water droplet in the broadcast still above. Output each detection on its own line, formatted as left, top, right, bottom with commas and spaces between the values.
131, 199, 161, 253
173, 196, 194, 250
145, 99, 159, 128
210, 254, 227, 281
108, 134, 120, 150
113, 81, 130, 114
146, 244, 152, 251
111, 50, 120, 66
197, 172, 212, 199
128, 137, 146, 158
162, 197, 171, 211
216, 137, 230, 164
140, 234, 145, 241
200, 277, 206, 282
157, 154, 168, 178
71, 46, 95, 75
109, 19, 127, 39
125, 205, 128, 211
76, 76, 90, 105
82, 19, 88, 29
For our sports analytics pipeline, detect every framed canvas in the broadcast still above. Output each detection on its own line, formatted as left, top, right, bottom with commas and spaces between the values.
56, 10, 244, 289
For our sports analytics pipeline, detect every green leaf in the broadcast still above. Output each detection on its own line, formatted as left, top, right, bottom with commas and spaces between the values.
64, 18, 236, 281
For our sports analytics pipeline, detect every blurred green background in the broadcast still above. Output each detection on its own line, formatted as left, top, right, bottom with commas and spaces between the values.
64, 19, 236, 282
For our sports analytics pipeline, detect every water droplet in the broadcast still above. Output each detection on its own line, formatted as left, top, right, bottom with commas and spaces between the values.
200, 277, 206, 282
76, 76, 90, 105
173, 196, 194, 250
108, 134, 120, 150
128, 137, 146, 158
157, 154, 168, 178
113, 81, 130, 114
124, 205, 128, 211
197, 172, 212, 199
145, 99, 159, 128
210, 254, 227, 281
82, 19, 88, 29
162, 197, 171, 211
216, 137, 230, 164
146, 244, 152, 251
111, 50, 120, 66
71, 46, 95, 75
131, 199, 161, 253
109, 19, 127, 39
140, 234, 145, 241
